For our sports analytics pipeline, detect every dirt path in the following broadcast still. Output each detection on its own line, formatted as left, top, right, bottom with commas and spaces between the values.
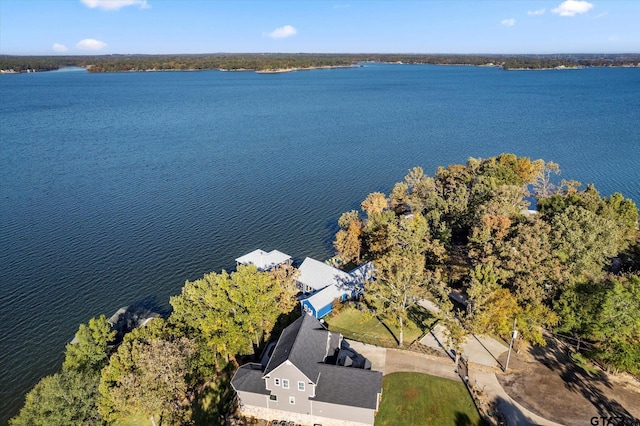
496, 338, 640, 426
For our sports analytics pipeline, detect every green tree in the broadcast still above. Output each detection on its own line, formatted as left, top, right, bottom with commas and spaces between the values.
434, 164, 473, 233
550, 205, 621, 280
99, 335, 197, 426
556, 275, 640, 374
11, 370, 103, 426
367, 252, 424, 346
63, 315, 116, 374
590, 276, 640, 373
363, 209, 398, 259
170, 265, 286, 360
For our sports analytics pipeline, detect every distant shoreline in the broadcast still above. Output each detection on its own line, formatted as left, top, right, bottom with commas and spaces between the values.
3, 53, 640, 75
255, 64, 358, 74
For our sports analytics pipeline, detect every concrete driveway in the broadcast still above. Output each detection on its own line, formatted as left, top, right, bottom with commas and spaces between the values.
344, 339, 386, 374
420, 323, 508, 368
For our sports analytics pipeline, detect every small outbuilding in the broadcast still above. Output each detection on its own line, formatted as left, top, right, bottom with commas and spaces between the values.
235, 249, 292, 271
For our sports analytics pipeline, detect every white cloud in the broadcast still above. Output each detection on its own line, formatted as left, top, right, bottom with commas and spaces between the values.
76, 38, 107, 50
52, 43, 68, 52
264, 25, 297, 39
80, 0, 150, 11
552, 0, 594, 16
592, 11, 608, 19
501, 18, 516, 27
528, 8, 546, 16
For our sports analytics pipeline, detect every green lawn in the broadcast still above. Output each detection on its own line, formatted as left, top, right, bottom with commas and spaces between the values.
375, 372, 482, 426
326, 305, 435, 347
118, 413, 153, 426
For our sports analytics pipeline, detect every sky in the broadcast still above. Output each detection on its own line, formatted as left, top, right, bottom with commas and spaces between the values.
0, 0, 638, 55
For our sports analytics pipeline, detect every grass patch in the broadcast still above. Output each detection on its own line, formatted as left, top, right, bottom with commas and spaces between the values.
326, 305, 435, 347
118, 413, 152, 426
375, 372, 482, 426
571, 352, 600, 376
191, 366, 235, 426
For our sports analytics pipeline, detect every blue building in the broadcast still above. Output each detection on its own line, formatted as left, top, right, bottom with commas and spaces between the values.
298, 258, 374, 319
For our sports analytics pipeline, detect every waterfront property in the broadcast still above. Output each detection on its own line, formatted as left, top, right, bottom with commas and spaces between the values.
297, 258, 374, 319
231, 313, 383, 425
235, 249, 293, 271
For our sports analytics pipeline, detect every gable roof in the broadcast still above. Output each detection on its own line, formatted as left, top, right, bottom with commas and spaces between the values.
235, 249, 291, 271
301, 284, 347, 312
313, 364, 382, 409
263, 313, 339, 384
297, 257, 354, 292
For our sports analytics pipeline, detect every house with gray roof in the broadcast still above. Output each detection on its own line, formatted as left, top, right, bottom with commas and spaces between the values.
231, 313, 383, 426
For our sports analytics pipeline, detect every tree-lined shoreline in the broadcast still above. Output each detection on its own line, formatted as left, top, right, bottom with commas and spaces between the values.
1, 53, 639, 74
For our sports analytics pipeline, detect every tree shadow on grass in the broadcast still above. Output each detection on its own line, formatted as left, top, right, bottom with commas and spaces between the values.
408, 304, 436, 330
190, 364, 235, 426
455, 412, 473, 426
377, 316, 401, 346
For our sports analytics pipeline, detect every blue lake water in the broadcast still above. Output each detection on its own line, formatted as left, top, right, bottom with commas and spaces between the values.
1, 64, 639, 422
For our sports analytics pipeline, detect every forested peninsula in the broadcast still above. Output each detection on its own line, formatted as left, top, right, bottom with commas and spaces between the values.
11, 154, 640, 426
1, 53, 639, 73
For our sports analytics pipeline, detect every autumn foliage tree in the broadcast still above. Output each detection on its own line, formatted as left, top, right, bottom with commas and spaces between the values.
334, 154, 638, 359
99, 329, 198, 426
334, 210, 363, 264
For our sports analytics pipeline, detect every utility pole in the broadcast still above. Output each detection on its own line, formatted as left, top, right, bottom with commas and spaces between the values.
504, 318, 518, 372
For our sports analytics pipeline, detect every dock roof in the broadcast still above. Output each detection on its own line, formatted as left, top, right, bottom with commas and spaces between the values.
235, 249, 291, 271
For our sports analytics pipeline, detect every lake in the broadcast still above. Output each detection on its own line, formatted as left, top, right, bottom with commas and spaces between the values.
1, 63, 638, 422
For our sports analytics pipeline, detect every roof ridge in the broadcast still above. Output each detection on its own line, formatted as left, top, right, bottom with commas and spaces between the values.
289, 311, 315, 356
262, 314, 304, 375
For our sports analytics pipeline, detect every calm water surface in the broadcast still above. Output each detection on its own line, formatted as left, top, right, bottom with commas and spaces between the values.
1, 64, 639, 422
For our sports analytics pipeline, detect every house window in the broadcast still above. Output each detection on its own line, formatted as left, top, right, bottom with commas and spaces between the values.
289, 396, 295, 404
282, 379, 289, 389
298, 381, 305, 391
274, 378, 280, 386
270, 395, 277, 401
